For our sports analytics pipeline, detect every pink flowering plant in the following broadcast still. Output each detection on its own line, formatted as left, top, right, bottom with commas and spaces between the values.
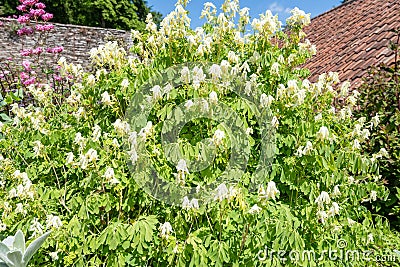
0, 0, 400, 266
0, 0, 72, 116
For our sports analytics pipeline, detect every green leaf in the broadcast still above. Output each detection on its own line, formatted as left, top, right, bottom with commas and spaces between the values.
23, 231, 51, 265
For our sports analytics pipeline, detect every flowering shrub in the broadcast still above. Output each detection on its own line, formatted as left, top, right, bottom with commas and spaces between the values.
0, 0, 73, 116
0, 0, 399, 266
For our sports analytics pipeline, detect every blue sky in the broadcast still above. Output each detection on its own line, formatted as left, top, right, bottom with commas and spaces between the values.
147, 0, 342, 28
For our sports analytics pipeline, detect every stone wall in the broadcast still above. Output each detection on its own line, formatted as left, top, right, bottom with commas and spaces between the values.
0, 18, 132, 69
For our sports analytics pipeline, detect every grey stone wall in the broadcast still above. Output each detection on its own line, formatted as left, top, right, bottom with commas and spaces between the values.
0, 18, 132, 69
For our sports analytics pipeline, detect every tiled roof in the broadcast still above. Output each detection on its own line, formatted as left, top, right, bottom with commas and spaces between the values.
303, 0, 400, 87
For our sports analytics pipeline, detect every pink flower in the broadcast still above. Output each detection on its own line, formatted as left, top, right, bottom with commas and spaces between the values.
22, 0, 38, 6
16, 5, 27, 11
47, 46, 63, 54
17, 15, 30, 24
23, 77, 35, 85
30, 9, 46, 17
20, 49, 33, 56
22, 60, 31, 71
17, 27, 34, 36
35, 2, 45, 9
35, 24, 54, 31
20, 72, 29, 80
41, 13, 53, 21
54, 75, 62, 81
32, 47, 43, 55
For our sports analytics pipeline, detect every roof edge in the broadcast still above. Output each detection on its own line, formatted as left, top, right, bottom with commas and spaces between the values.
310, 0, 362, 21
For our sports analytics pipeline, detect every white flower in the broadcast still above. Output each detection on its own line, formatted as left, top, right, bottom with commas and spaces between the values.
182, 196, 199, 210
352, 139, 361, 150
328, 202, 340, 217
246, 128, 253, 135
150, 85, 162, 100
46, 215, 63, 229
370, 190, 377, 202
212, 129, 225, 146
121, 78, 130, 88
271, 62, 280, 75
317, 126, 329, 140
260, 94, 274, 108
371, 114, 380, 128
190, 198, 199, 209
113, 119, 130, 136
139, 121, 153, 139
209, 91, 218, 103
185, 100, 194, 109
271, 116, 279, 128
367, 233, 374, 244
86, 74, 96, 86
209, 64, 222, 81
182, 196, 191, 210
92, 125, 102, 142
315, 191, 331, 207
103, 167, 115, 180
49, 251, 58, 261
29, 218, 44, 238
180, 67, 190, 84
214, 183, 229, 201
175, 159, 188, 174
259, 181, 279, 200
15, 203, 26, 215
66, 152, 74, 164
175, 159, 189, 185
159, 222, 173, 238
332, 185, 341, 197
86, 149, 98, 162
33, 140, 44, 157
249, 204, 262, 214
0, 222, 6, 231
74, 132, 86, 149
347, 218, 356, 226
316, 210, 328, 224
101, 91, 113, 106
227, 51, 239, 64
340, 81, 350, 96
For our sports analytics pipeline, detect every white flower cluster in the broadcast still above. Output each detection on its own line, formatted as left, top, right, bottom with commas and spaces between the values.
8, 170, 34, 200
174, 159, 189, 185
159, 222, 173, 239
295, 141, 313, 157
315, 191, 340, 224
182, 196, 199, 210
89, 41, 127, 70
29, 215, 62, 239
214, 183, 240, 202
251, 10, 280, 36
58, 57, 83, 79
113, 119, 131, 136
286, 7, 311, 27
103, 167, 120, 185
27, 84, 53, 105
258, 181, 279, 201
212, 129, 225, 146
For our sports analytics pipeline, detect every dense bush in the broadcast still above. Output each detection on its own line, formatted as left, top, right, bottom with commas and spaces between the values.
0, 0, 399, 266
357, 28, 400, 230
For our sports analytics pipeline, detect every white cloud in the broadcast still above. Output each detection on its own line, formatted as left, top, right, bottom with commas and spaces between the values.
268, 2, 291, 14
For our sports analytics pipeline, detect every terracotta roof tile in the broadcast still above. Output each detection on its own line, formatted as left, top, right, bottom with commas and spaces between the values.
303, 0, 400, 87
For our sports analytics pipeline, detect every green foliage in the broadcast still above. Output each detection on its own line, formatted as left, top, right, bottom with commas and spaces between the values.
356, 28, 400, 230
0, 1, 399, 266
